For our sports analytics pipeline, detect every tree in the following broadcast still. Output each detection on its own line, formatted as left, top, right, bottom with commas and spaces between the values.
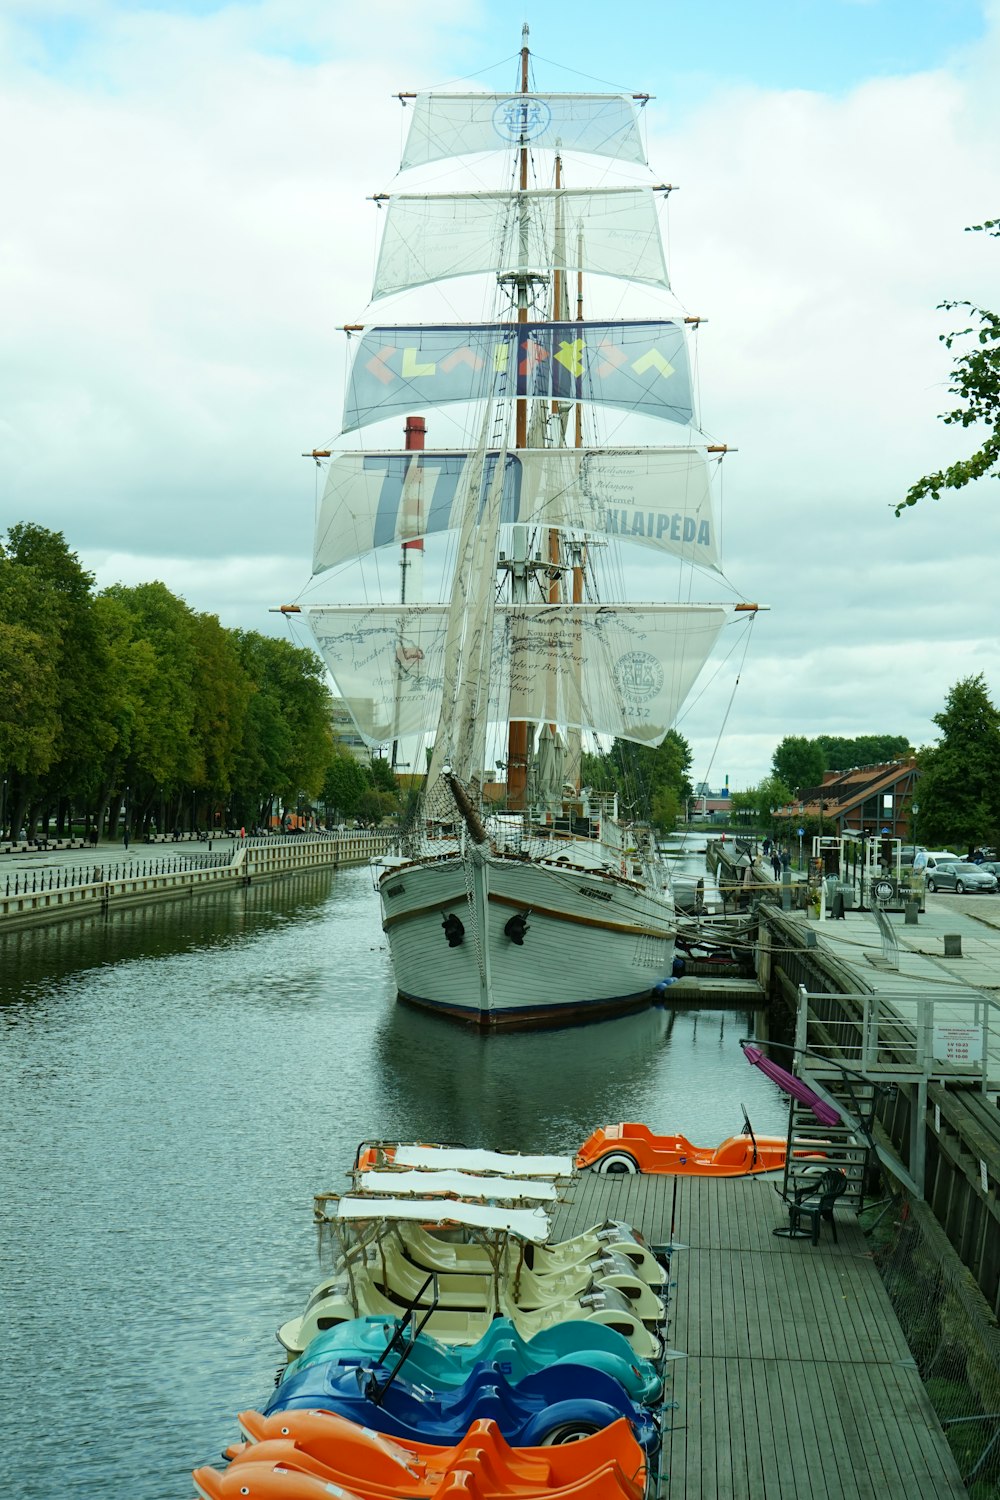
230, 631, 333, 825
814, 734, 912, 770
915, 675, 1000, 851
580, 731, 692, 832
771, 736, 826, 794
730, 775, 794, 834
369, 756, 400, 796
322, 751, 368, 821
897, 219, 1000, 514
1, 526, 123, 836
355, 788, 392, 827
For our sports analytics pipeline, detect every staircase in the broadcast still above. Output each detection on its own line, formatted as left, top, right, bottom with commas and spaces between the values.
780, 1066, 876, 1211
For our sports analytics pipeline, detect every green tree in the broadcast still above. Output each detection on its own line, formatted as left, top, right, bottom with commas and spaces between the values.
772, 736, 826, 794
102, 581, 204, 830
613, 730, 692, 827
580, 747, 618, 793
730, 775, 794, 834
898, 219, 1000, 514
2, 526, 118, 836
230, 632, 334, 826
915, 675, 1000, 851
369, 756, 400, 796
815, 734, 911, 770
355, 787, 393, 827
322, 751, 368, 821
188, 611, 252, 824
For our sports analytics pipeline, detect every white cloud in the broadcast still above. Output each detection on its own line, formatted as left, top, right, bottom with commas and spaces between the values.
2, 2, 999, 789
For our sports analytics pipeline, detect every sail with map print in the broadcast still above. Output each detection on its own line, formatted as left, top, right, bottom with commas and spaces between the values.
284, 29, 760, 1028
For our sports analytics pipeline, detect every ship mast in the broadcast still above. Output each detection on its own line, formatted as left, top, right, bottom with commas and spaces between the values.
505, 25, 533, 813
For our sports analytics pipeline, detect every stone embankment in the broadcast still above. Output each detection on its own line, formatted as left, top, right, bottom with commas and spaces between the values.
0, 831, 393, 930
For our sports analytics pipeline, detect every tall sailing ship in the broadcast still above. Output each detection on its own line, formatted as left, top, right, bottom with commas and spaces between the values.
290, 31, 759, 1028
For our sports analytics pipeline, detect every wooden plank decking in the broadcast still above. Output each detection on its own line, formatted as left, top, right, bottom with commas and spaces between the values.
551, 1172, 966, 1499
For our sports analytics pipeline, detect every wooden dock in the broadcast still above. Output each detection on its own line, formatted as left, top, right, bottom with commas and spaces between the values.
552, 1170, 966, 1498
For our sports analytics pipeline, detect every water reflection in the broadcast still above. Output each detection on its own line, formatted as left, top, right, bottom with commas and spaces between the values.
1, 861, 789, 1500
375, 996, 786, 1152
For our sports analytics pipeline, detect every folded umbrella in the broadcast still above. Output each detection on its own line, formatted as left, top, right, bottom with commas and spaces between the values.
741, 1045, 842, 1126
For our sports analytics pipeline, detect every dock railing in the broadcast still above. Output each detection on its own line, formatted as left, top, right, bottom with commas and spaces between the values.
795, 983, 999, 1199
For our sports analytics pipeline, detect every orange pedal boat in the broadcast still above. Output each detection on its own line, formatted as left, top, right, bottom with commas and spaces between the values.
199, 1414, 645, 1500
576, 1121, 796, 1176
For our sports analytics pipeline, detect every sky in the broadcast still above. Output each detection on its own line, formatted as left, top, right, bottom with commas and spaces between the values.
3, 0, 999, 790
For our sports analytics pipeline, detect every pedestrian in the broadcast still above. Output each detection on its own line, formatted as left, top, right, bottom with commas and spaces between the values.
771, 851, 781, 880
781, 848, 790, 872
123, 827, 130, 850
762, 836, 772, 856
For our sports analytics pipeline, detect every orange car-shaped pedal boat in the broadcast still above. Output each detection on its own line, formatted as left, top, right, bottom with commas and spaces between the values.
576, 1121, 806, 1176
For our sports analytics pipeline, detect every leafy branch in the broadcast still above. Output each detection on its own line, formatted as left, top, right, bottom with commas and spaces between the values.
896, 219, 1000, 515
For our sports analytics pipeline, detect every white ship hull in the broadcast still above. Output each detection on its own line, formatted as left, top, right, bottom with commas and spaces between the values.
377, 846, 675, 1029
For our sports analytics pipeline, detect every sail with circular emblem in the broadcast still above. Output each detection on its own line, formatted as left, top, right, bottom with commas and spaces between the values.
289, 32, 760, 1029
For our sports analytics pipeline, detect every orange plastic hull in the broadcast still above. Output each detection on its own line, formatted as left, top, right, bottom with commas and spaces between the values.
200, 1414, 645, 1500
576, 1122, 797, 1175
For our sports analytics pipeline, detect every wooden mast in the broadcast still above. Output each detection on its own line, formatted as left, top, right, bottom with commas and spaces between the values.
505, 29, 532, 812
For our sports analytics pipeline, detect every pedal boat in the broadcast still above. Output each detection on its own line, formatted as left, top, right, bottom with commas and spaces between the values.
283, 1314, 663, 1405
259, 1357, 660, 1453
389, 1219, 665, 1289
353, 1142, 576, 1178
576, 1122, 791, 1176
202, 1413, 646, 1500
282, 1196, 661, 1361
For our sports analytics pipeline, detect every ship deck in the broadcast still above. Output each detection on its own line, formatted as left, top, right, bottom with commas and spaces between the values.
552, 1171, 966, 1498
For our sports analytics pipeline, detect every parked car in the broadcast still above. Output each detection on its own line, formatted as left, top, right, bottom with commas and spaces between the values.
979, 860, 1000, 880
925, 862, 999, 894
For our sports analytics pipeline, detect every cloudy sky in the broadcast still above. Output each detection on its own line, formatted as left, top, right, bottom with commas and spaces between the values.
3, 0, 998, 789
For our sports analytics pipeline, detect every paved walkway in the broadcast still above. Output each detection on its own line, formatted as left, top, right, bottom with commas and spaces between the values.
793, 895, 1000, 1090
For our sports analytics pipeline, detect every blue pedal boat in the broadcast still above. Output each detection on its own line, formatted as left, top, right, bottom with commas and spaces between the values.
284, 1315, 663, 1405
262, 1357, 660, 1453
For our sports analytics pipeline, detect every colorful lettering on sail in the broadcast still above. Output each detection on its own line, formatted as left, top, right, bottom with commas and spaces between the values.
342, 323, 694, 433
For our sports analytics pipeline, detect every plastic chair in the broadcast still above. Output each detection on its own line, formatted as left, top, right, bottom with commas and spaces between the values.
786, 1167, 847, 1244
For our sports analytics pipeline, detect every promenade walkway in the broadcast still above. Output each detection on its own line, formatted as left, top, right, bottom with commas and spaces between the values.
0, 830, 391, 927
553, 1170, 966, 1498
793, 895, 1000, 1091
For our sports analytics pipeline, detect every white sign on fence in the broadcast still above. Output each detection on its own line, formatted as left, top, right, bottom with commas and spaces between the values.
931, 1024, 983, 1064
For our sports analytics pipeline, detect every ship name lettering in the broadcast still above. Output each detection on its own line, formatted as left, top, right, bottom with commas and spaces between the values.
606, 510, 710, 546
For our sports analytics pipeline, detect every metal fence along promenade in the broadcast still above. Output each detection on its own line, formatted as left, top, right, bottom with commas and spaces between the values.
0, 831, 392, 927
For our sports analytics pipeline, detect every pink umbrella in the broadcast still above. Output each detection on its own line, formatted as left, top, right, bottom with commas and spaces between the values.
742, 1044, 842, 1126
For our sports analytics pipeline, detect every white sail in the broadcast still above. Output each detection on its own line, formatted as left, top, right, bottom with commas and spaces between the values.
372, 189, 669, 299
426, 416, 510, 790
400, 92, 648, 169
293, 42, 762, 1030
305, 602, 731, 748
313, 448, 721, 573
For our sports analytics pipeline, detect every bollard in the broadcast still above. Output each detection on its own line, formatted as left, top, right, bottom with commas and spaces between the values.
781, 869, 792, 911
944, 934, 962, 957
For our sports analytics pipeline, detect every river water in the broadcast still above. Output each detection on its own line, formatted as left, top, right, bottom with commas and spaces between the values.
1, 857, 788, 1499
